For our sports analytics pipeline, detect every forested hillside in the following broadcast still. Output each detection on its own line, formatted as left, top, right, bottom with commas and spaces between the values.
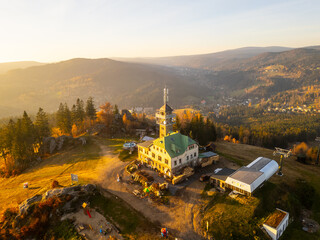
0, 58, 211, 117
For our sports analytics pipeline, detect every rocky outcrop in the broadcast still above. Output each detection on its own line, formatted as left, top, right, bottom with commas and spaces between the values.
43, 137, 57, 154
19, 194, 42, 214
42, 136, 87, 154
18, 184, 97, 216
44, 184, 96, 200
56, 135, 73, 151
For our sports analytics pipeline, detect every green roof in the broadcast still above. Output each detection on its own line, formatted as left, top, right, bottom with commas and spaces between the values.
153, 132, 197, 158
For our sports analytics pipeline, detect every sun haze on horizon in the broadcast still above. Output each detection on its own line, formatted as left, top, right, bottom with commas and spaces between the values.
0, 0, 319, 63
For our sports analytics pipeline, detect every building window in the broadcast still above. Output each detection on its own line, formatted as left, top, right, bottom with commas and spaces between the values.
179, 159, 181, 164
157, 147, 159, 151
194, 152, 196, 157
165, 159, 168, 164
152, 153, 155, 158
174, 161, 177, 166
158, 156, 162, 161
190, 154, 193, 159
187, 156, 189, 160
160, 149, 163, 153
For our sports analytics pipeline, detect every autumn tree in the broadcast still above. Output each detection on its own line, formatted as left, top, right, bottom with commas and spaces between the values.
97, 102, 113, 127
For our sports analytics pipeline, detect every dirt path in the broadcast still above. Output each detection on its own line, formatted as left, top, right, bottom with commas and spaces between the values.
95, 141, 205, 240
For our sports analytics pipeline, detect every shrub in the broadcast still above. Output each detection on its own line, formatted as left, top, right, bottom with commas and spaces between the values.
51, 180, 59, 188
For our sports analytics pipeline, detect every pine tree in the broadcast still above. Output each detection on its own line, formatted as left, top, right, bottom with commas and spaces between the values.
63, 103, 72, 134
75, 98, 85, 124
34, 108, 50, 143
56, 103, 72, 134
86, 97, 96, 121
71, 104, 77, 124
113, 104, 119, 115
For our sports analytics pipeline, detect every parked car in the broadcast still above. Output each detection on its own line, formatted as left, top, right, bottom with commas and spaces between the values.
199, 174, 211, 182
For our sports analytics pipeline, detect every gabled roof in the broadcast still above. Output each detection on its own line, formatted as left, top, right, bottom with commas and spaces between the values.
153, 132, 197, 158
247, 157, 272, 171
211, 168, 236, 181
199, 151, 217, 158
137, 139, 154, 148
228, 166, 264, 185
160, 104, 173, 113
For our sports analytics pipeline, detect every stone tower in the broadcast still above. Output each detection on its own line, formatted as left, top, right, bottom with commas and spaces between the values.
156, 88, 176, 138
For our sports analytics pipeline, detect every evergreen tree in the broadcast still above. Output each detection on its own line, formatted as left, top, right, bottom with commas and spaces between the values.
71, 104, 77, 124
85, 97, 96, 120
34, 108, 50, 143
56, 103, 72, 134
75, 98, 85, 124
63, 103, 72, 134
113, 104, 119, 115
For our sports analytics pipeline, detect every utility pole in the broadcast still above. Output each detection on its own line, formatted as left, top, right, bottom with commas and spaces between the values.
273, 147, 291, 176
315, 137, 320, 165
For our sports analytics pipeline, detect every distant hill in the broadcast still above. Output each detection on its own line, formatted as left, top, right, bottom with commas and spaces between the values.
115, 46, 293, 70
201, 48, 320, 98
1, 46, 320, 118
0, 58, 211, 118
0, 61, 45, 74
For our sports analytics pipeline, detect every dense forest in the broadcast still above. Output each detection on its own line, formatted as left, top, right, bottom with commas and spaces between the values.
214, 105, 320, 149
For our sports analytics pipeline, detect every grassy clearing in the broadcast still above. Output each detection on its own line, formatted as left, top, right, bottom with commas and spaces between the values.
202, 194, 262, 239
96, 136, 139, 162
118, 149, 138, 162
0, 137, 102, 213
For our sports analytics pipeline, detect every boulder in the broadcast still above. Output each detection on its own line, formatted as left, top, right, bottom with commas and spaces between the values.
19, 194, 42, 214
43, 137, 57, 154
77, 137, 87, 145
56, 135, 73, 151
44, 186, 83, 200
82, 184, 96, 193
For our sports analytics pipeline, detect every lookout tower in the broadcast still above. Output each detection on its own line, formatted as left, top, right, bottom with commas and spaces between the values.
156, 88, 176, 138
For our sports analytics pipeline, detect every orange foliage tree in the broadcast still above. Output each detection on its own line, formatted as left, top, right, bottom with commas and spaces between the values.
97, 102, 114, 127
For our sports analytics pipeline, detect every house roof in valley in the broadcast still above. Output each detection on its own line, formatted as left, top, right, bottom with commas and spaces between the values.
153, 132, 197, 158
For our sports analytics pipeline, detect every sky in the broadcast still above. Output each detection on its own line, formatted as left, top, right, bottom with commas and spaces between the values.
0, 0, 319, 62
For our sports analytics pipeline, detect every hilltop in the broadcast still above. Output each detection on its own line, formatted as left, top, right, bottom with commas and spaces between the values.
0, 61, 45, 74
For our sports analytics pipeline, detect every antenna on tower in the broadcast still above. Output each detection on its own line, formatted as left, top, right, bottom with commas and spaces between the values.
164, 87, 168, 105
273, 147, 292, 176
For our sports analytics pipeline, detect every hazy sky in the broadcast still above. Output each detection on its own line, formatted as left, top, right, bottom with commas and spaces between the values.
0, 0, 319, 62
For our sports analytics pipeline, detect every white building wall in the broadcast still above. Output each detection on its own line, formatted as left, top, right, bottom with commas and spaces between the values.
263, 210, 289, 240
171, 144, 198, 170
250, 173, 267, 192
263, 224, 277, 240
225, 178, 252, 193
260, 161, 278, 180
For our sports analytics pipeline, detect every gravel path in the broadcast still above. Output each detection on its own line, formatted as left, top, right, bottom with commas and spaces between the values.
94, 140, 206, 240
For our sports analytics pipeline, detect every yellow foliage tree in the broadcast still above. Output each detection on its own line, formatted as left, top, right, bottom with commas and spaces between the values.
51, 127, 63, 138
294, 142, 308, 155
